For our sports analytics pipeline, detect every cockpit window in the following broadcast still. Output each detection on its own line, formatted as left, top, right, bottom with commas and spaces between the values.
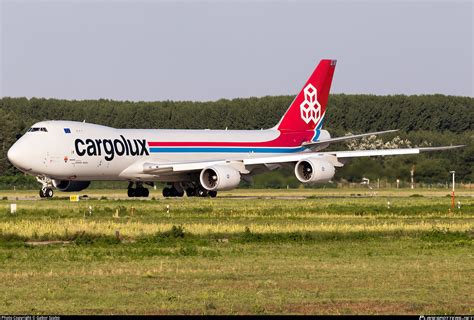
27, 127, 48, 132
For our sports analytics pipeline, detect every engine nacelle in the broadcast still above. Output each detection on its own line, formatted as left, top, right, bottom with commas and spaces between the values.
294, 158, 335, 183
52, 180, 91, 192
200, 165, 241, 191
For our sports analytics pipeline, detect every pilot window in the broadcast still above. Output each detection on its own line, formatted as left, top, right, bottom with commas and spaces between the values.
27, 127, 48, 132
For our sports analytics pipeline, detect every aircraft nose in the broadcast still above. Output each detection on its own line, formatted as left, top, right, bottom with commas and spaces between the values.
7, 141, 29, 170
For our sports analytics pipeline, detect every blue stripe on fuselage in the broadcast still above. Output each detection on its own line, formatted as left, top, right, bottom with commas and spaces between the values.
313, 130, 321, 142
149, 147, 305, 153
312, 117, 325, 142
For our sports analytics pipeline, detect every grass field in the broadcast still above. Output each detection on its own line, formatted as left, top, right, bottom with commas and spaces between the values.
0, 188, 473, 314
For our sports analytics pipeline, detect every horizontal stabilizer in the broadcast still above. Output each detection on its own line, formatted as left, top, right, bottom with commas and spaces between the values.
303, 129, 398, 149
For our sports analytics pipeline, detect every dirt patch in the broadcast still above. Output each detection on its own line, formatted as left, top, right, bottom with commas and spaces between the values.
26, 240, 72, 246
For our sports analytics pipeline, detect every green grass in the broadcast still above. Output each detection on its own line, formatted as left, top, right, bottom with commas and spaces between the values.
0, 189, 472, 314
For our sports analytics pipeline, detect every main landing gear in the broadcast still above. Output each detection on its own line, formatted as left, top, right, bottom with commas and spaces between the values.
162, 183, 184, 197
126, 182, 218, 198
127, 182, 150, 198
162, 183, 217, 198
37, 176, 54, 198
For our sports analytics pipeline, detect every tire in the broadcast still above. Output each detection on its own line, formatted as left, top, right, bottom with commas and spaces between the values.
208, 190, 217, 198
39, 189, 45, 198
45, 188, 54, 198
176, 190, 184, 197
127, 188, 136, 197
142, 188, 149, 197
185, 188, 196, 197
162, 187, 171, 197
197, 188, 208, 197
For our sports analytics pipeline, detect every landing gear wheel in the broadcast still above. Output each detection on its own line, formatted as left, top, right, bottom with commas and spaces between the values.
163, 186, 184, 197
197, 188, 208, 197
135, 188, 149, 197
185, 188, 196, 197
127, 181, 149, 197
208, 190, 217, 198
37, 176, 53, 198
162, 187, 171, 197
44, 188, 53, 198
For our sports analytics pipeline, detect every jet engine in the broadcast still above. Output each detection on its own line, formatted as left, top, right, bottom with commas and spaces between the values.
52, 180, 91, 192
200, 165, 241, 191
294, 158, 335, 183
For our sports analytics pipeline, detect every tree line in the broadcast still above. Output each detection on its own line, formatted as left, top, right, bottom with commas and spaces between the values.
0, 94, 472, 186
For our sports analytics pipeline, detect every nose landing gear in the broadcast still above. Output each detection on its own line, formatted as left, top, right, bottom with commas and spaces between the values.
37, 176, 54, 198
39, 187, 54, 198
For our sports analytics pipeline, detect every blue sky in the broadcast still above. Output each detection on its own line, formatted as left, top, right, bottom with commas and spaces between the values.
1, 0, 472, 101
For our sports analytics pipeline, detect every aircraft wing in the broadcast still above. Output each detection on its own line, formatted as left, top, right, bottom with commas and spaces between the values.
319, 145, 466, 158
136, 145, 464, 176
242, 145, 465, 164
302, 129, 398, 149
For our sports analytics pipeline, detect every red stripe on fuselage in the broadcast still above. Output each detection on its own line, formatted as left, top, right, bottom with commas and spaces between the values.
147, 131, 314, 148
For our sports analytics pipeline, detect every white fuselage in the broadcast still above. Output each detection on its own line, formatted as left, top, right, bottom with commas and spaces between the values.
8, 120, 329, 182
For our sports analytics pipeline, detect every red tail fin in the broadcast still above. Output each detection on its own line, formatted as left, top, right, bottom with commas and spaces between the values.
276, 59, 336, 131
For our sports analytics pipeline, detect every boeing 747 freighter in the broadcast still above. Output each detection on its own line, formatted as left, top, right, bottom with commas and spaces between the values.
7, 60, 463, 198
